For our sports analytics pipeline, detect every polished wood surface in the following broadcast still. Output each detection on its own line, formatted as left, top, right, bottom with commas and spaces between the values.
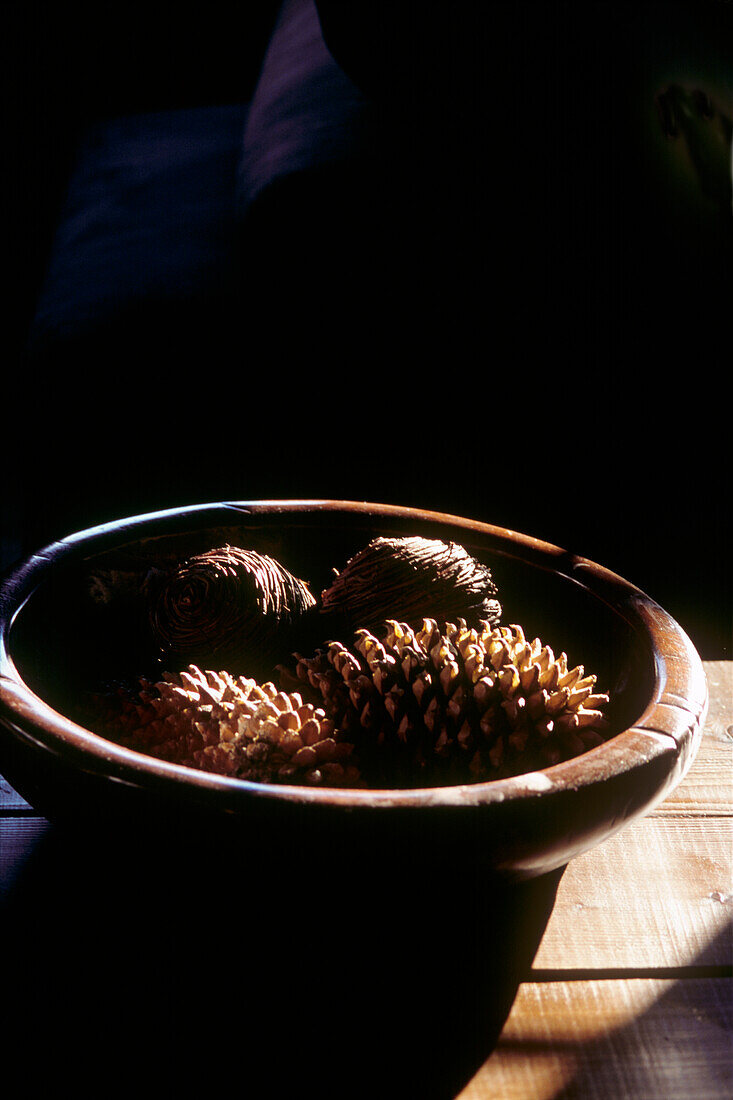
459, 660, 732, 1099
1, 661, 729, 1096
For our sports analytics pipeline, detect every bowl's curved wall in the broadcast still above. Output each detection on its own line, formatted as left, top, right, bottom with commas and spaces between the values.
0, 500, 707, 878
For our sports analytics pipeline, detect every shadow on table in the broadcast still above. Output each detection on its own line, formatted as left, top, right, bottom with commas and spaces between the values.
0, 821, 563, 1098
476, 918, 733, 1099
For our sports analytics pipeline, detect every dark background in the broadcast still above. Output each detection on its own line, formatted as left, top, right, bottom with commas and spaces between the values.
2, 1, 731, 658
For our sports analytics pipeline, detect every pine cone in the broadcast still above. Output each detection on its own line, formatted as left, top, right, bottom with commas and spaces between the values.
285, 619, 610, 786
148, 546, 316, 679
93, 665, 360, 788
318, 537, 502, 637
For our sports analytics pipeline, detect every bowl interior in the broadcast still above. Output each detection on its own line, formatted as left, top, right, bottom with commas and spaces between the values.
7, 504, 656, 758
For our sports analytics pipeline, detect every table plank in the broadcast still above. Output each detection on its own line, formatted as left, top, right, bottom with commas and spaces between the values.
702, 662, 732, 737
0, 817, 51, 898
653, 661, 732, 816
653, 733, 732, 816
0, 775, 32, 811
533, 816, 732, 971
459, 977, 733, 1100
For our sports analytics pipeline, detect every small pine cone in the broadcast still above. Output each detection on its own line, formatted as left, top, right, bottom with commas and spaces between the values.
84, 676, 159, 741
97, 665, 276, 763
92, 665, 361, 787
192, 691, 361, 787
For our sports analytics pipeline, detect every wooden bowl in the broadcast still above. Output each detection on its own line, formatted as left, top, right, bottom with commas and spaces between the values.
0, 500, 707, 880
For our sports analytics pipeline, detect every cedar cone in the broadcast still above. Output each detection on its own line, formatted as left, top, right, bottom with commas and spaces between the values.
318, 537, 502, 636
148, 546, 316, 678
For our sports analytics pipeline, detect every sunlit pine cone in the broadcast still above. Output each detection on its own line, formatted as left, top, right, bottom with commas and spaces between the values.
318, 537, 502, 636
283, 619, 476, 784
192, 690, 361, 787
148, 546, 316, 679
284, 619, 611, 785
100, 666, 274, 763
465, 622, 611, 776
96, 665, 360, 787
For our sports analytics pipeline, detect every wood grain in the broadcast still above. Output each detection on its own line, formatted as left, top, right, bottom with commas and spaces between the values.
0, 817, 50, 898
460, 977, 733, 1100
533, 817, 731, 972
654, 733, 732, 816
0, 774, 31, 811
702, 662, 733, 738
653, 661, 732, 816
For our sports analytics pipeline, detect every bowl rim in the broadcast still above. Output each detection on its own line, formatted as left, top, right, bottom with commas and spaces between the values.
0, 499, 708, 814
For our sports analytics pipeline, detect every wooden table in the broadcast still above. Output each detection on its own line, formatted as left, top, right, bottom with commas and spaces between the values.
1, 662, 730, 1097
459, 660, 732, 1099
